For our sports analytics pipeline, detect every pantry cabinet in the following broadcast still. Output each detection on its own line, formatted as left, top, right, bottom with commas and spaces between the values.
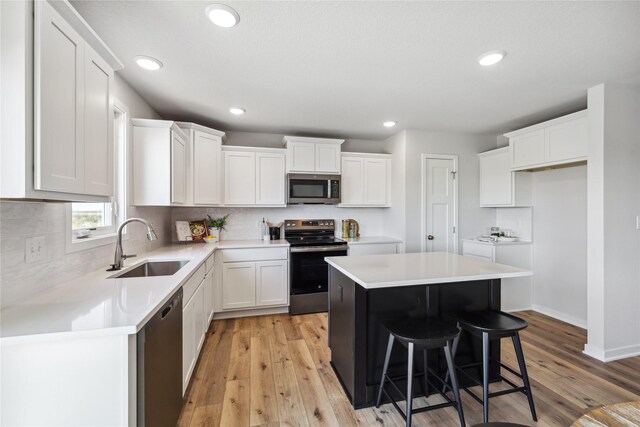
478, 147, 531, 207
506, 110, 587, 171
283, 136, 344, 174
223, 147, 286, 206
176, 122, 225, 206
340, 153, 391, 207
132, 119, 188, 205
1, 0, 121, 201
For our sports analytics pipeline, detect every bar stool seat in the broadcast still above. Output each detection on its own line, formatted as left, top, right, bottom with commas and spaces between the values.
376, 317, 466, 427
447, 310, 537, 425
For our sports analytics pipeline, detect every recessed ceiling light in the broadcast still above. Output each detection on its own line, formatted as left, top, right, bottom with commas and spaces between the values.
205, 4, 240, 28
134, 56, 163, 71
383, 121, 397, 128
229, 107, 245, 115
478, 50, 506, 66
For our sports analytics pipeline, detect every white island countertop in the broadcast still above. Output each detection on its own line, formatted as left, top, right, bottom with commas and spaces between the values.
325, 252, 531, 290
1, 239, 289, 342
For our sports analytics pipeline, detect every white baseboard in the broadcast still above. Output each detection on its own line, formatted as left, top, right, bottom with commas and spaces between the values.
212, 306, 289, 320
583, 343, 640, 362
531, 304, 587, 329
503, 307, 532, 313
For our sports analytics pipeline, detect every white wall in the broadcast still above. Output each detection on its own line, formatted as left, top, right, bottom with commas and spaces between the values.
224, 131, 385, 153
171, 205, 386, 241
402, 130, 497, 253
531, 166, 588, 327
585, 82, 640, 361
495, 207, 532, 241
381, 131, 407, 249
0, 76, 172, 308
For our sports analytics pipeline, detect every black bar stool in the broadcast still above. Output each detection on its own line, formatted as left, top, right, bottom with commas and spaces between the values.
446, 310, 537, 424
472, 423, 530, 427
375, 317, 466, 427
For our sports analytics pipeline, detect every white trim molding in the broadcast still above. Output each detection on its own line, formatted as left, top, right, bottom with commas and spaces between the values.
584, 343, 640, 363
531, 304, 587, 329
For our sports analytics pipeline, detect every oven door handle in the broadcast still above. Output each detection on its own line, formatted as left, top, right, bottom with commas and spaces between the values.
290, 246, 348, 253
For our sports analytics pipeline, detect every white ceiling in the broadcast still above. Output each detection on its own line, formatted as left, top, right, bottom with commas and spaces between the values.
71, 1, 640, 140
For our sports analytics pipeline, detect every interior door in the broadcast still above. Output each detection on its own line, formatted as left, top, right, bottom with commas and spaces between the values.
425, 157, 456, 253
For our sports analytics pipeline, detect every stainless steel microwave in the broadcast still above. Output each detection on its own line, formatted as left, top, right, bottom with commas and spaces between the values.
286, 174, 341, 204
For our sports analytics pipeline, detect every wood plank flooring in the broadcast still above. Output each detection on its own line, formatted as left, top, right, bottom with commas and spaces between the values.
178, 311, 640, 426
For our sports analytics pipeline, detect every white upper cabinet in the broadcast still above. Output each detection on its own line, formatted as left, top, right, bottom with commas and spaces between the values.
256, 152, 286, 205
132, 119, 188, 206
223, 147, 286, 207
506, 110, 587, 171
176, 122, 225, 206
478, 147, 531, 207
283, 136, 344, 174
340, 153, 391, 207
27, 0, 119, 200
170, 131, 187, 204
224, 150, 256, 205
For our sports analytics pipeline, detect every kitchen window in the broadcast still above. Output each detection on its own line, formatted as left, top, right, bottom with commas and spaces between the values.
66, 100, 129, 252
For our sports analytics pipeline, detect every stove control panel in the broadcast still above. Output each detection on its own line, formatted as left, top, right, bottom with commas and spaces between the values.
284, 219, 335, 230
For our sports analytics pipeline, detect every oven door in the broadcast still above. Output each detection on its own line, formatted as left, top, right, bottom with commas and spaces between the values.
290, 246, 348, 295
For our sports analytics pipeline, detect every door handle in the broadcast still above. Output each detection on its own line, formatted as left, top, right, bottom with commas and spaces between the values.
427, 235, 434, 240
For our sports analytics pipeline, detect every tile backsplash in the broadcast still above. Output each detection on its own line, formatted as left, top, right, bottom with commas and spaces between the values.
171, 205, 386, 241
0, 201, 172, 308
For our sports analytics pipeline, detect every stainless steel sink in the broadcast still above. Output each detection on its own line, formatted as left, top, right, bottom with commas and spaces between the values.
110, 260, 189, 278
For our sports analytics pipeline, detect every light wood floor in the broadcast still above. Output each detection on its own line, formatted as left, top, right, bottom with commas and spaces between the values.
177, 311, 640, 427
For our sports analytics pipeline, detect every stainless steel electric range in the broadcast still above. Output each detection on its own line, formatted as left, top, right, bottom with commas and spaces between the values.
284, 219, 348, 315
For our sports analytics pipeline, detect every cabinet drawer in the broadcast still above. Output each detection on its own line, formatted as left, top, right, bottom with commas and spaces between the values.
205, 253, 214, 273
462, 242, 495, 261
222, 247, 288, 262
183, 264, 205, 303
349, 243, 397, 256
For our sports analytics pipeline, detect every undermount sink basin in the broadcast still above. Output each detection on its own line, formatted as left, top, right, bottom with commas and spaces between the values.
110, 260, 189, 279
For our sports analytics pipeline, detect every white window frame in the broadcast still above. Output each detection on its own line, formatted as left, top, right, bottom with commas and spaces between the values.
65, 99, 130, 253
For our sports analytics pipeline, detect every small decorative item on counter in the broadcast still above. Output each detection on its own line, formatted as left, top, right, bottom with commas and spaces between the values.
206, 214, 229, 242
342, 220, 349, 238
175, 221, 193, 241
189, 220, 208, 241
203, 235, 216, 244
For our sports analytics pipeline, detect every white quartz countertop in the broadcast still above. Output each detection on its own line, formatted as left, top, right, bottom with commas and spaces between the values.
1, 239, 289, 342
342, 236, 403, 245
462, 238, 532, 246
325, 252, 532, 289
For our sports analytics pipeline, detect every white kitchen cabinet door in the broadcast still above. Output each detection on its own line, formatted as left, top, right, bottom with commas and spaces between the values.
83, 45, 113, 196
182, 294, 196, 395
224, 151, 256, 205
204, 270, 215, 324
364, 158, 388, 205
479, 148, 512, 206
287, 141, 316, 172
193, 283, 206, 353
193, 130, 221, 205
546, 117, 587, 162
349, 243, 397, 256
462, 241, 495, 262
341, 157, 364, 205
171, 131, 186, 204
256, 152, 285, 205
511, 130, 545, 169
222, 262, 256, 309
315, 143, 341, 174
256, 261, 288, 307
34, 0, 85, 194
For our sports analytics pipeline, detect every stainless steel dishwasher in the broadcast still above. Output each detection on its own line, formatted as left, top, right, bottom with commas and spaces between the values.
137, 288, 183, 427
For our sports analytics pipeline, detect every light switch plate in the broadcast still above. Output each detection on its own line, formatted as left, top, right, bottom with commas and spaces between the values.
25, 236, 45, 264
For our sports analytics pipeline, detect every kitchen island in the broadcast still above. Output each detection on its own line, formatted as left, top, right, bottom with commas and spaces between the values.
325, 251, 532, 408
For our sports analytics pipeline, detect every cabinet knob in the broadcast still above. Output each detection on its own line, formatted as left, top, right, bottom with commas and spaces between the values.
427, 235, 434, 240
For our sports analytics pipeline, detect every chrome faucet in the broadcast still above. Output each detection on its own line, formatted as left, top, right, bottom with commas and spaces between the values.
108, 218, 158, 271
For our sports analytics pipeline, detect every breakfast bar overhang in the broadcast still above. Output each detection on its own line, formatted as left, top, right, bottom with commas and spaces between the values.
325, 252, 532, 409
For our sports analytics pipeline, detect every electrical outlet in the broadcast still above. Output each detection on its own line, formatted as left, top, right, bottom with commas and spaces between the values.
25, 236, 45, 264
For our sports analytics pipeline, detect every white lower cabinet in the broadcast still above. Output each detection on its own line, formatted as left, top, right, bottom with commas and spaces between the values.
348, 243, 398, 256
462, 241, 532, 311
182, 255, 214, 395
256, 261, 288, 306
222, 262, 257, 309
220, 248, 289, 312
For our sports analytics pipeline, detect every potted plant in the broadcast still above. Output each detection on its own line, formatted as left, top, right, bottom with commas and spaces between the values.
206, 214, 229, 242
